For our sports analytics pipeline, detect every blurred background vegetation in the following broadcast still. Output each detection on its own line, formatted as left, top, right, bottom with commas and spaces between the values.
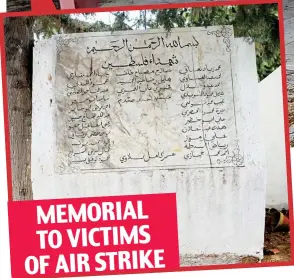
33, 4, 279, 81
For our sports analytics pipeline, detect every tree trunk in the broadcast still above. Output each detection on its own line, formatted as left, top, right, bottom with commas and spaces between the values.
7, 0, 31, 11
284, 0, 294, 146
4, 17, 34, 201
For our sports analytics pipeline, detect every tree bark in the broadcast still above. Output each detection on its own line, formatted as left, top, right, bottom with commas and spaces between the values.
4, 17, 34, 200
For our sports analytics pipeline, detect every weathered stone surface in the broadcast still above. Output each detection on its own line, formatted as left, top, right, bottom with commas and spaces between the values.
53, 26, 243, 174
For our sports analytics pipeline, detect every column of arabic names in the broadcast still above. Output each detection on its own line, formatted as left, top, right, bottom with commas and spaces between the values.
179, 63, 229, 166
65, 66, 112, 166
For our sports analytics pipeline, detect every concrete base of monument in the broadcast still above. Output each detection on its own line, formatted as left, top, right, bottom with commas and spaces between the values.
180, 254, 259, 266
179, 230, 291, 266
180, 254, 245, 266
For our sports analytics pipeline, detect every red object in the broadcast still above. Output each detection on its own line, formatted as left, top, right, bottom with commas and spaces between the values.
276, 212, 290, 229
270, 249, 280, 255
31, 0, 57, 12
8, 193, 179, 277
31, 0, 101, 11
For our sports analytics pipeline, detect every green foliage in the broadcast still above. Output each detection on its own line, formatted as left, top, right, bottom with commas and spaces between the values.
33, 4, 279, 80
111, 12, 133, 31
33, 14, 113, 39
151, 4, 279, 80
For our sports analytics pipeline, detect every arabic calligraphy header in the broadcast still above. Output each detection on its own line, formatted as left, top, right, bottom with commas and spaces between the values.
86, 35, 200, 54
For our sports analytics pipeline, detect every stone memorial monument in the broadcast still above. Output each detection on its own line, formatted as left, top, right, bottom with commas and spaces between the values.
32, 26, 266, 264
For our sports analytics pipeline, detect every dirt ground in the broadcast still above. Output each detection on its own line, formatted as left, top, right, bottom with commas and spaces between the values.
241, 231, 291, 263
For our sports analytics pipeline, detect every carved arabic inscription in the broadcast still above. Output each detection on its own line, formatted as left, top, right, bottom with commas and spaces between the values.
54, 26, 244, 173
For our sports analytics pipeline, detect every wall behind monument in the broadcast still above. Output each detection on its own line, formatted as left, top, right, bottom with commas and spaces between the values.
258, 67, 288, 210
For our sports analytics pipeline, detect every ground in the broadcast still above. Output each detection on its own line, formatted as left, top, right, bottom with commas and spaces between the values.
242, 231, 291, 263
